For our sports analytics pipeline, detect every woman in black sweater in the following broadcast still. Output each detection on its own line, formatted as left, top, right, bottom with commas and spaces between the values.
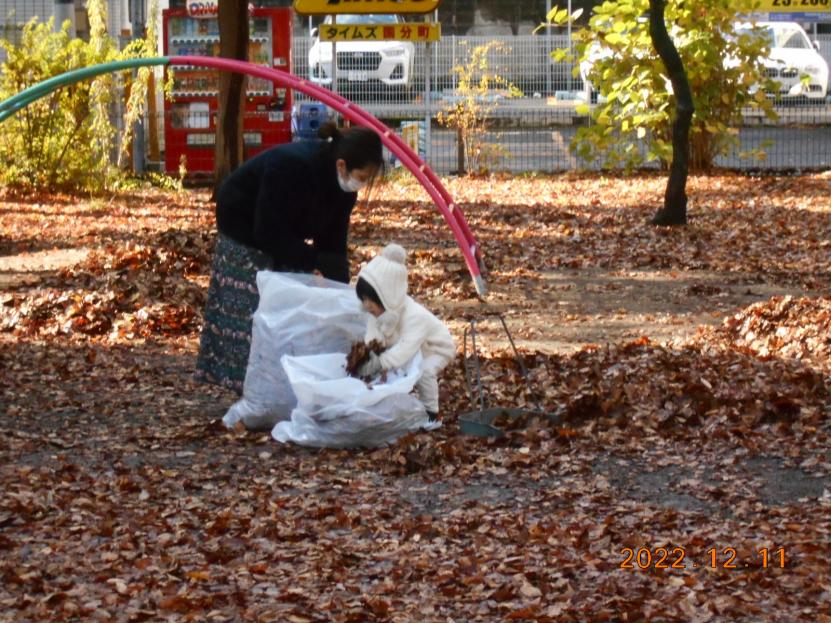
196, 122, 384, 393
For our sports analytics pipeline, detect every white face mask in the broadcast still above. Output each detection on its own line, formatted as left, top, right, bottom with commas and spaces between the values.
337, 170, 367, 193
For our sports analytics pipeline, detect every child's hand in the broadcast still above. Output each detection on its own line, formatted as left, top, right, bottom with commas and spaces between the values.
357, 352, 382, 378
311, 269, 326, 286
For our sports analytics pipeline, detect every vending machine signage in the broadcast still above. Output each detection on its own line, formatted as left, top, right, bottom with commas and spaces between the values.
185, 1, 219, 18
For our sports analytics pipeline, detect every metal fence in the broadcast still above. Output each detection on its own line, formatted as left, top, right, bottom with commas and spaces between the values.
293, 33, 580, 104
104, 33, 831, 175
292, 32, 831, 99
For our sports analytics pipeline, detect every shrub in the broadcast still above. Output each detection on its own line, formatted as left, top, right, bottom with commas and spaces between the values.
437, 41, 522, 175
0, 0, 159, 192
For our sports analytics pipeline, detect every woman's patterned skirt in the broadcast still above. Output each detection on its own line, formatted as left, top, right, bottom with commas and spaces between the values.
195, 233, 271, 394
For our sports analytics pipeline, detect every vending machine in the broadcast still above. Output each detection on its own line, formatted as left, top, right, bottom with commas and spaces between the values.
162, 6, 293, 175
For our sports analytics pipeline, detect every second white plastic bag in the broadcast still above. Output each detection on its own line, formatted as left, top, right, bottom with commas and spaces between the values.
272, 352, 435, 448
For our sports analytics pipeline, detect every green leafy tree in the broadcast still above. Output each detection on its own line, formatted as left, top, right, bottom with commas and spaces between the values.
550, 0, 778, 172
0, 0, 159, 192
437, 40, 522, 175
120, 0, 162, 170
84, 0, 118, 184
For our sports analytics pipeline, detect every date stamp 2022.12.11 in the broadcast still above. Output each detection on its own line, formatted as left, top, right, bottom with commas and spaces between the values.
620, 546, 786, 571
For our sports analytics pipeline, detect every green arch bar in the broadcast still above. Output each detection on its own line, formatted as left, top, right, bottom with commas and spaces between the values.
0, 56, 169, 122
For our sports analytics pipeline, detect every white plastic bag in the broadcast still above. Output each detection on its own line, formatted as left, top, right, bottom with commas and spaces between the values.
222, 271, 367, 430
272, 352, 436, 448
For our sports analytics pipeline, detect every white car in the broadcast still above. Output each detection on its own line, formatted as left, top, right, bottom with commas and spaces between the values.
735, 21, 829, 101
308, 14, 415, 91
580, 20, 829, 104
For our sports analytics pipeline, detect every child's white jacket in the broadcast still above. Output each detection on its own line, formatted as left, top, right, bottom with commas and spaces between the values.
365, 296, 456, 371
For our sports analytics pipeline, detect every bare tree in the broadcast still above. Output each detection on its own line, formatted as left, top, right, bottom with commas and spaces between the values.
214, 0, 249, 194
648, 0, 693, 226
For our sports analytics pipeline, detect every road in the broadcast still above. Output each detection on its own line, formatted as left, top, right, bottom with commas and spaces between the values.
360, 97, 831, 174
417, 125, 831, 174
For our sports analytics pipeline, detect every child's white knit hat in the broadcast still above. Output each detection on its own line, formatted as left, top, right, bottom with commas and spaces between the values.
358, 243, 408, 311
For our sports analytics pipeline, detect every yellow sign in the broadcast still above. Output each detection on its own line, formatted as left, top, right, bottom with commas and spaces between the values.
293, 0, 442, 15
319, 22, 440, 41
756, 0, 831, 11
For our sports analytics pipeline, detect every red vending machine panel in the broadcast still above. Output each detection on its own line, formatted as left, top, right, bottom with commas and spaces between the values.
162, 7, 293, 175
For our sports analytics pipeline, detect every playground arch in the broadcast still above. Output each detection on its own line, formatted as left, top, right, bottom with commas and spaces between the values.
0, 56, 486, 296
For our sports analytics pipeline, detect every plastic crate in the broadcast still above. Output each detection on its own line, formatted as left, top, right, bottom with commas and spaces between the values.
292, 103, 330, 140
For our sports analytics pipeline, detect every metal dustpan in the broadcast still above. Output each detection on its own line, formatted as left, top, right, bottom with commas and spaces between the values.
458, 314, 560, 438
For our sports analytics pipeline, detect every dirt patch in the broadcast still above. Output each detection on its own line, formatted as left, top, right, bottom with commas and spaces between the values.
0, 247, 90, 289
440, 267, 813, 355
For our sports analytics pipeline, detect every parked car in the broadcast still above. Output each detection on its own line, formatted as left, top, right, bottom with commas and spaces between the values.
580, 20, 829, 104
307, 14, 416, 93
734, 21, 828, 101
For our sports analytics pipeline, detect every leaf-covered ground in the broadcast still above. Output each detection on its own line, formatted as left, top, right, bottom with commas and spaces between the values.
1, 173, 830, 622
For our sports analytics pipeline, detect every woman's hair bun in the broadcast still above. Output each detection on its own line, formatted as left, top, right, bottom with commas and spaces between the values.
381, 243, 406, 265
317, 121, 342, 142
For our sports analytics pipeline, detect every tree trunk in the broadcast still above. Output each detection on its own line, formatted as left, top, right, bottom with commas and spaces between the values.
456, 127, 466, 175
648, 0, 693, 226
147, 71, 160, 163
214, 0, 249, 196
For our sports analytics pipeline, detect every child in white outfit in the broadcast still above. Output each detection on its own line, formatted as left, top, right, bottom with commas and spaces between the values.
355, 243, 455, 420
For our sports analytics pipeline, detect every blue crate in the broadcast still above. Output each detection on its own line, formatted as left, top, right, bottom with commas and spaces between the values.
292, 103, 330, 140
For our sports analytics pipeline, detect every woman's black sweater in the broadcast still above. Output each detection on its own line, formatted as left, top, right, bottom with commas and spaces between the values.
215, 139, 357, 283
